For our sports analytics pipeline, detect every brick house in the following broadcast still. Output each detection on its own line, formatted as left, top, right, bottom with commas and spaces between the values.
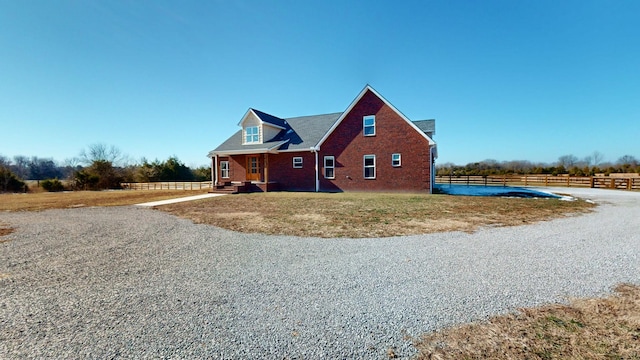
207, 85, 437, 193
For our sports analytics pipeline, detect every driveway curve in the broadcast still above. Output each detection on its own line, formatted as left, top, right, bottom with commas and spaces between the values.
1, 188, 639, 359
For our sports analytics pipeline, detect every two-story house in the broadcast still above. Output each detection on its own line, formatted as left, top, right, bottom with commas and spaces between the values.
208, 85, 437, 193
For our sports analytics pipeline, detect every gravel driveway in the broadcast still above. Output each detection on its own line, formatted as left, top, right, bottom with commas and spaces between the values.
1, 188, 639, 359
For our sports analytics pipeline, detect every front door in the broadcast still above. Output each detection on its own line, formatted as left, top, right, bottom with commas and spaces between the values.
246, 156, 260, 181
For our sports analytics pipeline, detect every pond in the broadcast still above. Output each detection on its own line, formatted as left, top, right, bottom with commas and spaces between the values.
434, 184, 561, 198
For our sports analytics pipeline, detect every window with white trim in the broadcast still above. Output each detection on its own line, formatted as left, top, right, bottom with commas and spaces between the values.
324, 156, 335, 179
392, 153, 401, 167
220, 161, 230, 178
244, 126, 259, 144
364, 154, 376, 179
293, 157, 303, 168
363, 115, 375, 136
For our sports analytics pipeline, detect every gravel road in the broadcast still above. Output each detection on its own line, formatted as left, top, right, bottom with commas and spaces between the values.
1, 188, 639, 359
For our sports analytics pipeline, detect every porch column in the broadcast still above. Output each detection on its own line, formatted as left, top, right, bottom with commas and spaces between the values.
264, 153, 269, 184
212, 155, 218, 186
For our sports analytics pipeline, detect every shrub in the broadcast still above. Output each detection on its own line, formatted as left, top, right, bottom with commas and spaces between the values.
41, 178, 65, 192
0, 166, 27, 193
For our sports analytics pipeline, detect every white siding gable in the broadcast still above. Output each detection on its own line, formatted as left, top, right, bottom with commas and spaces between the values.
238, 110, 286, 144
262, 123, 281, 142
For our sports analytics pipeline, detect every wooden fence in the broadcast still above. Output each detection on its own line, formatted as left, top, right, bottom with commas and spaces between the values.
435, 175, 640, 190
121, 181, 213, 191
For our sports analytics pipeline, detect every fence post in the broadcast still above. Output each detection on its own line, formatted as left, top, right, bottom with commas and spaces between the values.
567, 176, 570, 187
544, 176, 548, 187
590, 177, 595, 188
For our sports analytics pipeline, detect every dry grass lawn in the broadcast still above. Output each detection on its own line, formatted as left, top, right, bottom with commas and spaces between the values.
160, 192, 595, 238
415, 283, 640, 359
0, 190, 209, 212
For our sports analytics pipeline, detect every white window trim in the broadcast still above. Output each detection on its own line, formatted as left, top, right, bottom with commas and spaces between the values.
363, 115, 376, 136
364, 154, 376, 179
244, 126, 260, 144
324, 156, 335, 179
392, 153, 401, 167
293, 156, 303, 168
220, 160, 230, 179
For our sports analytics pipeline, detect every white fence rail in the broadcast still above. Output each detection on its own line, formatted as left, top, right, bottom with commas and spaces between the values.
121, 181, 213, 191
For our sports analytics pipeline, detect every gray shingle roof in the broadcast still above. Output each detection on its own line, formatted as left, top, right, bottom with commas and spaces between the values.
251, 109, 288, 129
277, 113, 342, 151
412, 119, 435, 137
209, 112, 341, 155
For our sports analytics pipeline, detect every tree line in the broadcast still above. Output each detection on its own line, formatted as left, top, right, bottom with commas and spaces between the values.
436, 152, 640, 177
0, 144, 211, 193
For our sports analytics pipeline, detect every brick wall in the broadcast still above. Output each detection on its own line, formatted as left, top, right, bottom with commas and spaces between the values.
217, 155, 246, 183
267, 152, 316, 191
318, 89, 432, 192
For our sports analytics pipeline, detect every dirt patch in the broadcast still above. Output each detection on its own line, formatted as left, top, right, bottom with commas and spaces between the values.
291, 213, 328, 223
214, 212, 260, 219
0, 223, 15, 241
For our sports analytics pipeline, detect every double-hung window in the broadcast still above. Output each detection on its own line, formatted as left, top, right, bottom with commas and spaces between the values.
245, 126, 259, 143
392, 153, 401, 167
364, 154, 376, 179
324, 156, 335, 179
363, 115, 375, 136
293, 157, 303, 168
220, 161, 230, 178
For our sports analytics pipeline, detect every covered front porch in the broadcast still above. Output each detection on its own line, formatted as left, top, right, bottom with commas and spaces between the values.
210, 152, 279, 193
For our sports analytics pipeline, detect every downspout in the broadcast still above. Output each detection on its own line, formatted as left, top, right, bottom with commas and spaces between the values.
313, 147, 319, 192
429, 145, 435, 194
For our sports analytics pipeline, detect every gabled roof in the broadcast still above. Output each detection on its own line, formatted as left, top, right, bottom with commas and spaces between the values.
209, 112, 341, 156
209, 85, 436, 157
208, 129, 289, 156
251, 109, 288, 129
237, 108, 287, 129
316, 85, 436, 148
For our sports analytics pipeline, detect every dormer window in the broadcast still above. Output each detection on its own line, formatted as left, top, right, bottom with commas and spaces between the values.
245, 126, 259, 144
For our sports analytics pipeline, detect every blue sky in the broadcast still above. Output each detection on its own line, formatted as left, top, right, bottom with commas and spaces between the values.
1, 0, 639, 167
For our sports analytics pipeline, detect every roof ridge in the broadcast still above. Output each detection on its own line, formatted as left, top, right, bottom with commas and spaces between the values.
285, 112, 343, 120
250, 108, 288, 128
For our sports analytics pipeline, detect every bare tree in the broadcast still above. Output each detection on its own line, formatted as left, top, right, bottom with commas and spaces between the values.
12, 155, 29, 179
79, 143, 124, 166
591, 151, 604, 166
557, 154, 579, 168
64, 157, 82, 168
617, 155, 639, 166
0, 155, 9, 168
